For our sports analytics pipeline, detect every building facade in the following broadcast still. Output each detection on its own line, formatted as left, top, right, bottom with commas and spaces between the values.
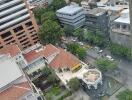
28, 0, 53, 8
85, 8, 109, 35
110, 9, 131, 47
56, 5, 86, 29
0, 0, 39, 50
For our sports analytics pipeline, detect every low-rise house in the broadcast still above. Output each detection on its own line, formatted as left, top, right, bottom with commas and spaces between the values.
0, 54, 43, 100
56, 5, 86, 29
49, 48, 81, 71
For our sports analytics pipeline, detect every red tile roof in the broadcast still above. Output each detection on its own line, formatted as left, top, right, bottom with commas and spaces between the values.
23, 44, 59, 63
0, 44, 21, 57
0, 82, 31, 100
24, 50, 41, 63
49, 48, 80, 69
40, 44, 59, 58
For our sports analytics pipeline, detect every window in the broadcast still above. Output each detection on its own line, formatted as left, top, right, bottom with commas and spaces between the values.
122, 25, 127, 30
1, 31, 11, 39
116, 24, 120, 29
13, 26, 23, 33
25, 21, 33, 27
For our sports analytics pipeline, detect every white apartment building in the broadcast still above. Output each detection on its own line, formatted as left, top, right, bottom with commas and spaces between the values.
56, 5, 86, 29
110, 9, 131, 47
0, 54, 43, 100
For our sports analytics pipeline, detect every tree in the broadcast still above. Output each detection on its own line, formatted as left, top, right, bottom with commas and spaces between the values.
76, 47, 86, 60
68, 78, 80, 91
116, 89, 132, 100
109, 43, 132, 60
73, 28, 84, 41
95, 58, 117, 72
39, 20, 64, 44
41, 11, 57, 23
67, 43, 86, 60
47, 74, 57, 84
33, 8, 46, 24
42, 67, 51, 76
83, 29, 105, 46
50, 0, 66, 11
64, 25, 74, 36
67, 43, 79, 55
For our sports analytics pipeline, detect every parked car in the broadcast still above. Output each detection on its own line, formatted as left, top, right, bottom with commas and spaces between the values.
106, 55, 114, 61
78, 42, 84, 46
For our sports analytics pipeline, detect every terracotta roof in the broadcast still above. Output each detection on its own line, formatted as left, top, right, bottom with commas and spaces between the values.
40, 44, 59, 58
49, 48, 80, 69
23, 44, 59, 63
0, 82, 31, 100
0, 44, 21, 57
23, 50, 41, 63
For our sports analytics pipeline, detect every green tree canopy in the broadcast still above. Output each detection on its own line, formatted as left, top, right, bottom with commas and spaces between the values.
95, 58, 117, 72
116, 89, 132, 100
33, 8, 46, 24
41, 11, 56, 23
68, 78, 80, 91
76, 47, 86, 60
67, 43, 79, 55
67, 43, 86, 60
50, 0, 66, 11
42, 67, 51, 76
39, 20, 64, 44
109, 43, 132, 60
64, 25, 74, 36
84, 30, 104, 46
47, 74, 57, 84
73, 28, 84, 41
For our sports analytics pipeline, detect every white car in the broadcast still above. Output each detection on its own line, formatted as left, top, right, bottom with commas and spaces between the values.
106, 55, 114, 61
99, 50, 103, 53
78, 42, 84, 46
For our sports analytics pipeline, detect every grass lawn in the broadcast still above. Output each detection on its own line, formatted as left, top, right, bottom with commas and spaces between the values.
44, 86, 61, 98
50, 86, 61, 96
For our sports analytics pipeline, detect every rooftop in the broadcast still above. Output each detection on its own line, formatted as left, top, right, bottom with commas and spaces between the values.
0, 55, 22, 89
23, 44, 59, 63
83, 70, 100, 82
49, 48, 80, 69
0, 82, 31, 100
87, 8, 106, 16
56, 5, 83, 15
0, 44, 21, 57
114, 9, 130, 24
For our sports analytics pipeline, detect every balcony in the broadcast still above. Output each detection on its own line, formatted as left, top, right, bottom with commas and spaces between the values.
0, 3, 26, 17
0, 9, 28, 24
112, 28, 130, 36
0, 0, 22, 11
0, 14, 30, 30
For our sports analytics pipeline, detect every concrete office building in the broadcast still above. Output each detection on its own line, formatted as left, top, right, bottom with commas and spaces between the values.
110, 9, 131, 47
0, 0, 39, 50
56, 5, 86, 29
85, 8, 109, 35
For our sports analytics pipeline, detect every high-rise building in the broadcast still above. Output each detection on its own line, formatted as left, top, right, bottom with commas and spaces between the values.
0, 0, 39, 50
